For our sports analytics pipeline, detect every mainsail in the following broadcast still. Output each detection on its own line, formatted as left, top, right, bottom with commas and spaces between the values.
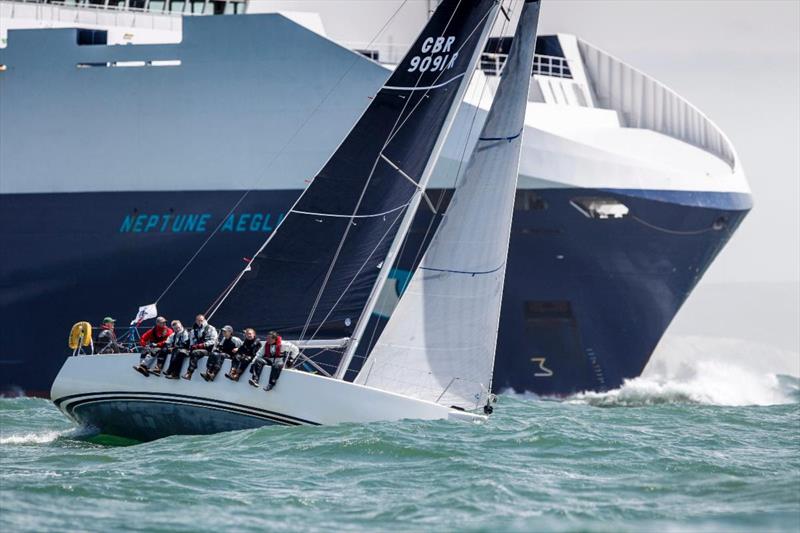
354, 0, 542, 410
212, 1, 500, 346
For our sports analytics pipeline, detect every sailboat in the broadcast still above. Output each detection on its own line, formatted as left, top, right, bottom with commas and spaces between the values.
50, 0, 541, 441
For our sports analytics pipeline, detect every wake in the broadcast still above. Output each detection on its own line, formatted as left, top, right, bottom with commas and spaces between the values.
0, 426, 98, 446
569, 335, 800, 407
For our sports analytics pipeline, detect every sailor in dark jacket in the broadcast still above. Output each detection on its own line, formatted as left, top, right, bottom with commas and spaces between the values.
95, 317, 121, 354
202, 325, 242, 382
225, 328, 262, 381
182, 314, 218, 380
163, 320, 192, 378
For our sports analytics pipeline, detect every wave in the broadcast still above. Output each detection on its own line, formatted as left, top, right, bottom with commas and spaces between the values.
567, 335, 800, 407
0, 431, 64, 445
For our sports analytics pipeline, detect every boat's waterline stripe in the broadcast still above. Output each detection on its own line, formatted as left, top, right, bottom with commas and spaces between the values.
382, 72, 466, 92
53, 391, 320, 426
69, 396, 300, 426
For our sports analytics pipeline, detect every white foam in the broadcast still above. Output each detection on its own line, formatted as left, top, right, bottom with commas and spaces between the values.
0, 431, 63, 445
569, 335, 800, 407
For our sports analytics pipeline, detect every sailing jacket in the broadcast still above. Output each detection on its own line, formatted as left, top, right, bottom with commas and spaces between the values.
216, 336, 243, 356
96, 325, 120, 354
281, 341, 299, 359
238, 337, 262, 360
165, 329, 191, 350
140, 324, 174, 348
190, 322, 218, 350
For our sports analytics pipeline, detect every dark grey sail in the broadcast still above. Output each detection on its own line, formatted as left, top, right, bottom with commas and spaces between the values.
211, 0, 500, 341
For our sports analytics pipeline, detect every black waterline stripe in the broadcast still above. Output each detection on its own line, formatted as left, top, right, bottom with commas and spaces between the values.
55, 391, 319, 426
66, 395, 304, 426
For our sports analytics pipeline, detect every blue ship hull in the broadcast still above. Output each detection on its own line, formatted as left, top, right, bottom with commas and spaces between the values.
0, 186, 750, 396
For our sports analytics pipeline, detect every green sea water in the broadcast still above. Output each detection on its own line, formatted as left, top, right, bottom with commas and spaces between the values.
2, 377, 799, 532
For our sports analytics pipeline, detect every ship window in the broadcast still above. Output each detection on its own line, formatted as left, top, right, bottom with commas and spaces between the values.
356, 49, 380, 61
570, 197, 629, 219
77, 29, 108, 46
149, 0, 165, 12
170, 0, 185, 12
515, 190, 547, 211
191, 0, 204, 13
76, 59, 181, 68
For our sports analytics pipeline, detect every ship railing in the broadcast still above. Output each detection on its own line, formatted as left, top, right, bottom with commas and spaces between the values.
576, 37, 738, 170
3, 0, 245, 16
480, 52, 573, 79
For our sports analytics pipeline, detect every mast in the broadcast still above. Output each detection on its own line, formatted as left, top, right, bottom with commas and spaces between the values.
334, 1, 502, 380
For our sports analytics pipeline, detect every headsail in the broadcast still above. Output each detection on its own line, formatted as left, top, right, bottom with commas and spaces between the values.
354, 0, 542, 409
211, 0, 500, 348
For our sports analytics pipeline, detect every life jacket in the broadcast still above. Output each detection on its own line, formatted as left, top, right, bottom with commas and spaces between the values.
265, 336, 282, 358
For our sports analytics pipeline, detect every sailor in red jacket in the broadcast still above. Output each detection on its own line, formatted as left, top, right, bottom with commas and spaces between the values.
133, 317, 174, 376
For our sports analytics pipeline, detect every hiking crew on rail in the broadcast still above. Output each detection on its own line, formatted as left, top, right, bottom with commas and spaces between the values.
123, 315, 296, 392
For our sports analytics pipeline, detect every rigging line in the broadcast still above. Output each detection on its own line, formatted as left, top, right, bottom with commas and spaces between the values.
379, 154, 438, 213
291, 202, 409, 219
305, 207, 407, 344
362, 0, 517, 367
204, 271, 244, 318
157, 0, 411, 307
296, 151, 383, 343
297, 0, 465, 344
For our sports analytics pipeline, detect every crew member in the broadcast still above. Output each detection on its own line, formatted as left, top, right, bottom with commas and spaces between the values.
183, 314, 218, 380
249, 331, 297, 391
95, 317, 121, 354
163, 320, 192, 378
202, 325, 241, 382
226, 328, 261, 381
133, 317, 173, 377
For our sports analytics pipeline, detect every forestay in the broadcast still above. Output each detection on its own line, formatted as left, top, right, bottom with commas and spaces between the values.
355, 0, 542, 410
211, 0, 500, 343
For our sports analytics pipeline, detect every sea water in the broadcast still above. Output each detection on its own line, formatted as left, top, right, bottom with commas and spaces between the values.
2, 344, 799, 532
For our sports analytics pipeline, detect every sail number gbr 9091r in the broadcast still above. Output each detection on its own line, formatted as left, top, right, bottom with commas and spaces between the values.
407, 36, 459, 73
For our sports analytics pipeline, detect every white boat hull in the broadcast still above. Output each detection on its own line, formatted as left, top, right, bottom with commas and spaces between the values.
51, 354, 484, 441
